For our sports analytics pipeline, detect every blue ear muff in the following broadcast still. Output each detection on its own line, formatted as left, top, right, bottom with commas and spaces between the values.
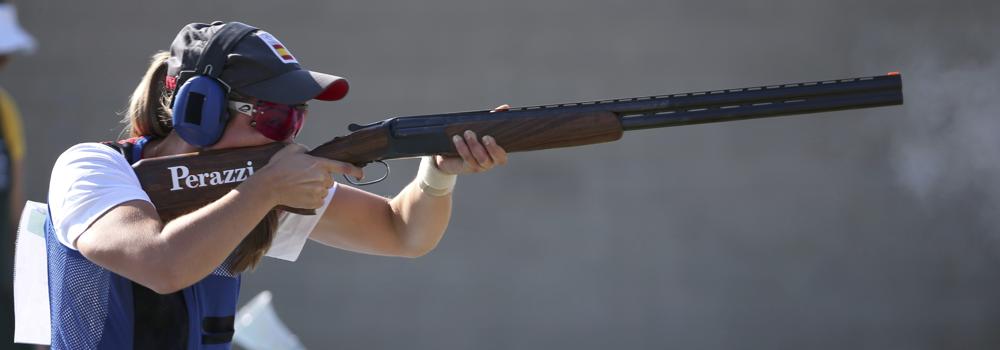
169, 22, 258, 147
171, 75, 229, 147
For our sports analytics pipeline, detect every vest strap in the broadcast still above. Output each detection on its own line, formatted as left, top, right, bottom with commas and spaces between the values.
201, 315, 235, 344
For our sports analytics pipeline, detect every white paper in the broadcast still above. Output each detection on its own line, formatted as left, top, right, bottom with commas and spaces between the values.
13, 200, 51, 345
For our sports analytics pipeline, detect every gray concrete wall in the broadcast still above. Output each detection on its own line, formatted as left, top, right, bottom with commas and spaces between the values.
6, 0, 1000, 348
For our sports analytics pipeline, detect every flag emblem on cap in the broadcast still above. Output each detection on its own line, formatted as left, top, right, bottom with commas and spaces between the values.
256, 31, 299, 64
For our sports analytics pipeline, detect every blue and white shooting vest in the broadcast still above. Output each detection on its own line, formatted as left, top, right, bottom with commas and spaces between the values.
45, 137, 242, 350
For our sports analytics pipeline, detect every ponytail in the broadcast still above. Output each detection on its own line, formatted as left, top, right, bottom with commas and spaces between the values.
122, 51, 173, 138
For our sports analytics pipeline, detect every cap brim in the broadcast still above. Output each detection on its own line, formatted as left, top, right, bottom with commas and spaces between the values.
0, 4, 35, 54
0, 27, 35, 55
235, 70, 348, 104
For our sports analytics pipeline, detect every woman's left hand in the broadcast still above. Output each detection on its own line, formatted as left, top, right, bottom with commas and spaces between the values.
435, 104, 510, 175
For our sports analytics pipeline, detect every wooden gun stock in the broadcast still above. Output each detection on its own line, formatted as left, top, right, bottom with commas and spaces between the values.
135, 111, 623, 218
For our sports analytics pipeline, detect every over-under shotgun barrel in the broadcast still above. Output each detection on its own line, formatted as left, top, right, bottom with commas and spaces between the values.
311, 73, 903, 161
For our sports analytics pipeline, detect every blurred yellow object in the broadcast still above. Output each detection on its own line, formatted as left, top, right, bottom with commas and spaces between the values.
0, 87, 25, 161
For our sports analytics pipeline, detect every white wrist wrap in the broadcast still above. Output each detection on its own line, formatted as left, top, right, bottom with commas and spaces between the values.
417, 156, 457, 196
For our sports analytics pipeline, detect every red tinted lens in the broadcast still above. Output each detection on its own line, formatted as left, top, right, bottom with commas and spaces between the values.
251, 101, 308, 141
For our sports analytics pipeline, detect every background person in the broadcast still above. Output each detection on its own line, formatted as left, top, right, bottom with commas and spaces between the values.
0, 1, 33, 349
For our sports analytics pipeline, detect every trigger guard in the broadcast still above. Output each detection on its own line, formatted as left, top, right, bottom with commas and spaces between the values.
342, 160, 390, 186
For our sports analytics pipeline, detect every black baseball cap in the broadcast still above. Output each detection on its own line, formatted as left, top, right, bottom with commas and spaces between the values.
166, 21, 348, 104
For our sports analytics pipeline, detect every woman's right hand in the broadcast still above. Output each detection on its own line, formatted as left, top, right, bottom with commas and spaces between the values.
244, 143, 364, 209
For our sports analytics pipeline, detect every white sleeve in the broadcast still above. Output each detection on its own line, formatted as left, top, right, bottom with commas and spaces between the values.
265, 182, 338, 262
47, 143, 152, 250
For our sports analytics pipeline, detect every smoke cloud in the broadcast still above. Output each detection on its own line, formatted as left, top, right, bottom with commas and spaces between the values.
884, 35, 1000, 245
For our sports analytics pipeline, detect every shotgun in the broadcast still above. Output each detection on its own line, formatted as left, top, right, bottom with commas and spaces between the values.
132, 73, 903, 218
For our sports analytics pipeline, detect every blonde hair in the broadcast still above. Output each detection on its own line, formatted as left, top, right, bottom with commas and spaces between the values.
123, 51, 277, 274
122, 51, 173, 139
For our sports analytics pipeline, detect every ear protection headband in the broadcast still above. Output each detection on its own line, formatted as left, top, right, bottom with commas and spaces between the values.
171, 22, 258, 147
